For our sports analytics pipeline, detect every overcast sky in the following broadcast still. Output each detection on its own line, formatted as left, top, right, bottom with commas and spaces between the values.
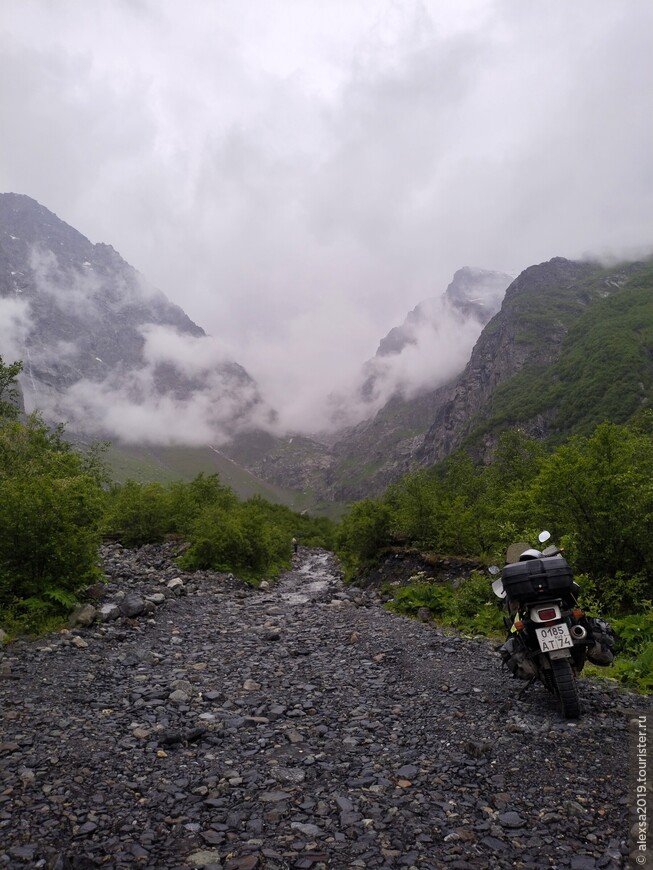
2, 0, 652, 431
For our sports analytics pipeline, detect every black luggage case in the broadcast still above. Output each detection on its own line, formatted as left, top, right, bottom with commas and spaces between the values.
502, 555, 575, 604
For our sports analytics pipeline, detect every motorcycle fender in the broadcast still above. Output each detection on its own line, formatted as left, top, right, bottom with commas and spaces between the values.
529, 603, 562, 623
547, 648, 572, 660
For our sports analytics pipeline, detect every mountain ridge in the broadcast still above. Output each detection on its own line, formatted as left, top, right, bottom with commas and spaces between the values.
0, 192, 271, 446
3, 192, 651, 509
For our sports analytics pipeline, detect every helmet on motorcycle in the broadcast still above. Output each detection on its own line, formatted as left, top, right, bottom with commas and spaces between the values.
518, 548, 542, 561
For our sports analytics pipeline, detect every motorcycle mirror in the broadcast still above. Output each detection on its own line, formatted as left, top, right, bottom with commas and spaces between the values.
538, 530, 551, 544
488, 565, 501, 575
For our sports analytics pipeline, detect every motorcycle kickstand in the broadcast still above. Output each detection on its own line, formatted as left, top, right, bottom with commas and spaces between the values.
518, 677, 537, 700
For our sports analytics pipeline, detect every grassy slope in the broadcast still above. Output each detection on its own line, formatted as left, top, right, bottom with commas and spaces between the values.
105, 442, 346, 519
472, 259, 653, 442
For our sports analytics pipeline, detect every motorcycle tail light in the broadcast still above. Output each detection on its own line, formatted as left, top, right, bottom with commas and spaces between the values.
537, 608, 557, 621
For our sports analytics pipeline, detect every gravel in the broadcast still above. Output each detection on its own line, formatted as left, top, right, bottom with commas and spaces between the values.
0, 544, 647, 869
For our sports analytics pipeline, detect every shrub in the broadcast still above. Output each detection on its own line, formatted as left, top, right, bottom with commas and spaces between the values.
103, 480, 170, 547
389, 581, 454, 617
0, 408, 105, 631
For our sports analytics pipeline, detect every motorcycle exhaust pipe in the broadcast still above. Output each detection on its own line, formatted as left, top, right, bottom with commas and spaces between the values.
570, 624, 587, 641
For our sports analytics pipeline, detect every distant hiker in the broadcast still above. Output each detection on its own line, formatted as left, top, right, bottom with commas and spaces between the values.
292, 537, 298, 554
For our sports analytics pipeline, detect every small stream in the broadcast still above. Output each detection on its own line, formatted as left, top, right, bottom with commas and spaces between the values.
267, 550, 339, 605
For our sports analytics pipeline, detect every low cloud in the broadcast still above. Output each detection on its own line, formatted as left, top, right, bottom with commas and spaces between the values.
321, 293, 503, 430
1, 0, 651, 442
31, 325, 272, 446
50, 373, 264, 447
140, 324, 230, 375
0, 297, 31, 365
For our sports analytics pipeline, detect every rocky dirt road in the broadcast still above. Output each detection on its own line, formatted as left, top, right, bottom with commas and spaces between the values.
0, 546, 647, 870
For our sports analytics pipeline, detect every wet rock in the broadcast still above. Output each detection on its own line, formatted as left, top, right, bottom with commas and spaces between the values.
68, 604, 97, 627
70, 636, 88, 649
0, 544, 646, 869
187, 849, 223, 867
119, 594, 145, 618
97, 602, 121, 622
498, 811, 526, 829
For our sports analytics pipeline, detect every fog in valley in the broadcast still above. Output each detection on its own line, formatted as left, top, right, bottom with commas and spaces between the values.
1, 0, 652, 440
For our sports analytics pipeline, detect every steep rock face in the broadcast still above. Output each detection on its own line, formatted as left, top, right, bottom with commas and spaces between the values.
376, 267, 512, 358
358, 267, 512, 407
221, 430, 335, 493
315, 269, 511, 500
324, 390, 445, 501
0, 193, 266, 440
0, 194, 202, 389
416, 257, 621, 465
319, 255, 653, 500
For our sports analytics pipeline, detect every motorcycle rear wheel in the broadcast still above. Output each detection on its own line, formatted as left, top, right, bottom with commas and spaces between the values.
550, 658, 581, 719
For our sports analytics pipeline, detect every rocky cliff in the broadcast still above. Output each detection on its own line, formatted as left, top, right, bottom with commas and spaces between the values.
274, 255, 653, 502
0, 193, 268, 442
418, 255, 653, 465
223, 267, 514, 502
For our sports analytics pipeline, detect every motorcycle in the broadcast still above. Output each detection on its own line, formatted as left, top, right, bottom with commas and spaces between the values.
489, 531, 615, 719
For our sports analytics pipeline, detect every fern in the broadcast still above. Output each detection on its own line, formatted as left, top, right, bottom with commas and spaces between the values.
42, 587, 79, 610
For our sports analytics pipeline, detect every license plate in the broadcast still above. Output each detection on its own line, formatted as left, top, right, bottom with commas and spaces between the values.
536, 623, 573, 652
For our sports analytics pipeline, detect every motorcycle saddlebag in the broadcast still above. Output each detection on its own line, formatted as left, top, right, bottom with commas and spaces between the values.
501, 555, 575, 604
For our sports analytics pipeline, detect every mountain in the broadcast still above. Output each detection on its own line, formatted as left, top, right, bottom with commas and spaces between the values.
5, 192, 649, 509
227, 255, 653, 503
376, 267, 511, 358
344, 267, 512, 415
221, 268, 513, 502
417, 255, 653, 465
0, 193, 271, 444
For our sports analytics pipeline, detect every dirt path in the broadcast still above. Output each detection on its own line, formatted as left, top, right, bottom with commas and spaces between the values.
0, 546, 647, 869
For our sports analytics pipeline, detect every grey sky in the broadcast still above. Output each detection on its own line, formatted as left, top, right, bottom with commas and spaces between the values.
1, 0, 652, 431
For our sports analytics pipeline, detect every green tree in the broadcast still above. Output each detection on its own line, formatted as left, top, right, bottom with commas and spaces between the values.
0, 356, 23, 421
336, 499, 392, 575
385, 471, 443, 548
527, 422, 653, 607
103, 480, 171, 547
0, 413, 105, 621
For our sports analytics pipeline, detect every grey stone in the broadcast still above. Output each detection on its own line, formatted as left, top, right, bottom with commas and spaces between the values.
498, 811, 526, 829
145, 592, 166, 605
291, 821, 323, 836
68, 604, 97, 627
97, 602, 121, 622
119, 594, 145, 618
186, 850, 223, 868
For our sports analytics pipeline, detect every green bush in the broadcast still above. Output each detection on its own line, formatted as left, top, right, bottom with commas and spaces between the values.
103, 480, 171, 547
336, 499, 392, 577
611, 645, 653, 693
0, 397, 106, 633
103, 474, 335, 583
387, 573, 505, 637
389, 581, 454, 617
446, 572, 506, 636
601, 610, 653, 692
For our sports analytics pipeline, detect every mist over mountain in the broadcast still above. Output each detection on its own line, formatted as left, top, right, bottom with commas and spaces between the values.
226, 254, 653, 504
417, 254, 653, 466
0, 193, 508, 455
4, 192, 649, 511
0, 193, 273, 445
366, 268, 511, 399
